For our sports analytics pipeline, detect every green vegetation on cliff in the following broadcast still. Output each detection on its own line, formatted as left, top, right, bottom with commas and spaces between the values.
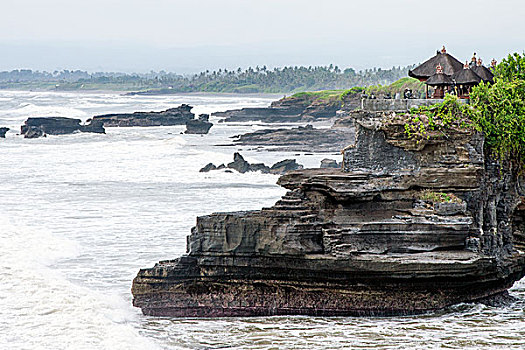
405, 52, 525, 169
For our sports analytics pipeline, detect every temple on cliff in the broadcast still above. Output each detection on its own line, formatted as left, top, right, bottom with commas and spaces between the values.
409, 46, 495, 99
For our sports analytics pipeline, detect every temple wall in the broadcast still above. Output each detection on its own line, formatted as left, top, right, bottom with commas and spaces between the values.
361, 98, 446, 112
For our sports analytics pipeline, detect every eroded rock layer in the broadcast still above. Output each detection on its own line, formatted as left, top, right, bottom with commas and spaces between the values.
90, 104, 194, 127
132, 112, 525, 317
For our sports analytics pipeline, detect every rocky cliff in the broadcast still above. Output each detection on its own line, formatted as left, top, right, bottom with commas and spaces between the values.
90, 104, 194, 127
132, 111, 525, 317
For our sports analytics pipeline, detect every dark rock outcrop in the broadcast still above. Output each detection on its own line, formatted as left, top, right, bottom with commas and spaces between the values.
199, 163, 218, 173
200, 153, 303, 175
270, 159, 304, 174
24, 126, 44, 139
185, 114, 213, 134
90, 104, 194, 127
320, 158, 340, 168
213, 107, 304, 123
0, 127, 9, 138
20, 117, 105, 138
213, 94, 347, 123
232, 124, 354, 152
133, 111, 525, 317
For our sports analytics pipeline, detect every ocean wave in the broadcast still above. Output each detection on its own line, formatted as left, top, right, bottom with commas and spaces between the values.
0, 215, 160, 350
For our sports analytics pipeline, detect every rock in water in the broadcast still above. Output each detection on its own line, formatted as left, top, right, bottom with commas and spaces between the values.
90, 104, 195, 127
133, 112, 525, 317
0, 127, 9, 138
185, 114, 213, 134
269, 159, 303, 174
199, 163, 217, 172
212, 93, 344, 123
320, 158, 340, 168
20, 117, 105, 138
227, 152, 251, 173
202, 153, 301, 175
232, 124, 354, 153
23, 126, 44, 139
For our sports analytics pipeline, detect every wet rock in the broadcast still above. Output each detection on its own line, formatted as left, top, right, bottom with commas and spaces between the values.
199, 163, 217, 172
269, 159, 303, 174
213, 93, 344, 123
185, 114, 213, 134
202, 153, 302, 175
232, 124, 354, 153
80, 119, 105, 134
227, 152, 251, 173
23, 126, 44, 139
320, 158, 340, 168
0, 127, 9, 138
90, 104, 194, 127
213, 107, 304, 123
249, 163, 271, 173
20, 117, 105, 138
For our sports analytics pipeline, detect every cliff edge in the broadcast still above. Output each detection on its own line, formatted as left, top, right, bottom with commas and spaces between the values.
132, 111, 525, 317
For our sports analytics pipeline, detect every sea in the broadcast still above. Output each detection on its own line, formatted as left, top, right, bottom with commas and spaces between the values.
0, 90, 524, 350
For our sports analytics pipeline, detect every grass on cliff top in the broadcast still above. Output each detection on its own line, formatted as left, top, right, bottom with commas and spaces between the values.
366, 77, 425, 97
419, 190, 461, 203
286, 77, 423, 103
288, 87, 364, 102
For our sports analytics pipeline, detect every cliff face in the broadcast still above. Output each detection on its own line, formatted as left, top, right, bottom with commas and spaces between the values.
132, 112, 525, 317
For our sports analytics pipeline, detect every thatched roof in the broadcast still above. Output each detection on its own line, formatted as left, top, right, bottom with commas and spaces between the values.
453, 68, 482, 85
409, 51, 464, 80
472, 65, 494, 83
426, 72, 454, 86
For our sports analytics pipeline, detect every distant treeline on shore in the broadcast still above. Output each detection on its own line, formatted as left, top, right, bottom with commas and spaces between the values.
0, 64, 414, 94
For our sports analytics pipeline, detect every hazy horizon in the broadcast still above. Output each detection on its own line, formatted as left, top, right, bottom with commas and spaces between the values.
2, 0, 524, 74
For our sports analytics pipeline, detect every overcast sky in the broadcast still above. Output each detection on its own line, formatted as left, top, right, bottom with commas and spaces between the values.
1, 0, 524, 73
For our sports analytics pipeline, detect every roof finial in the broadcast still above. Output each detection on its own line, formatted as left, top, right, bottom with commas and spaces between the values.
471, 53, 477, 62
464, 61, 470, 69
436, 64, 444, 74
441, 45, 446, 54
477, 58, 483, 66
491, 58, 497, 68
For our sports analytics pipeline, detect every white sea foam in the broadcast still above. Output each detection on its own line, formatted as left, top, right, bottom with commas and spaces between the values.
0, 214, 160, 350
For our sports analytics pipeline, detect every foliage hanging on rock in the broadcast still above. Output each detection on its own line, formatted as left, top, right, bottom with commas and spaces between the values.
405, 52, 525, 169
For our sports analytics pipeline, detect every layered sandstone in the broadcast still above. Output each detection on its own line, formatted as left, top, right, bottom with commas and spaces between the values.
132, 111, 525, 317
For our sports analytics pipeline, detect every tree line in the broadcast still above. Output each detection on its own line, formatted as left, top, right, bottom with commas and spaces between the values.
0, 64, 414, 93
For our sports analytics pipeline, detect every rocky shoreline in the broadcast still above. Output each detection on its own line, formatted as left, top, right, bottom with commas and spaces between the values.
213, 91, 359, 123
132, 107, 525, 317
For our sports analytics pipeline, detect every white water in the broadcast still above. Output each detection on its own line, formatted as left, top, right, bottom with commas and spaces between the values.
0, 91, 524, 350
